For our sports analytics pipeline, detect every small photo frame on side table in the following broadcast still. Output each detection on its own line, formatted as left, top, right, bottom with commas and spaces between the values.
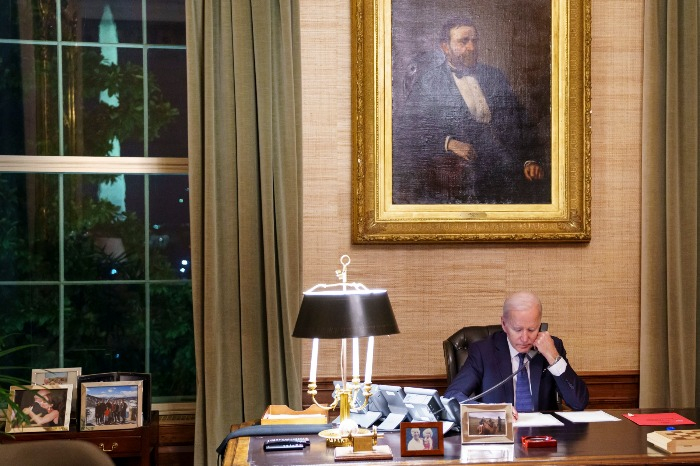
5, 384, 72, 433
77, 372, 152, 424
461, 403, 514, 444
80, 380, 143, 431
32, 367, 81, 414
400, 421, 444, 457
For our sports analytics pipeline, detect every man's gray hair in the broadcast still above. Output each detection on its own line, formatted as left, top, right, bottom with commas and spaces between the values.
502, 291, 543, 319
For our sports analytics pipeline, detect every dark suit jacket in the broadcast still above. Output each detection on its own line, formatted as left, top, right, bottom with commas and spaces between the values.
443, 331, 589, 411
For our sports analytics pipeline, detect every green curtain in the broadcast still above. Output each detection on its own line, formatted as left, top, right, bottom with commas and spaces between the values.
186, 1, 302, 464
640, 0, 699, 408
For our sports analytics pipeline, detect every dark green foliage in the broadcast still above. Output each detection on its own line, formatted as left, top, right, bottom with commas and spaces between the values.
0, 48, 193, 401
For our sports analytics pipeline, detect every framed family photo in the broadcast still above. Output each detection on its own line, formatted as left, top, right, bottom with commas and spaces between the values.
5, 384, 72, 433
77, 372, 152, 424
80, 380, 143, 431
461, 403, 514, 444
400, 421, 444, 456
351, 0, 591, 242
32, 367, 81, 413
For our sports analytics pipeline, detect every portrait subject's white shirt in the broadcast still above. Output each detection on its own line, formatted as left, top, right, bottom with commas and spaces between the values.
452, 74, 491, 124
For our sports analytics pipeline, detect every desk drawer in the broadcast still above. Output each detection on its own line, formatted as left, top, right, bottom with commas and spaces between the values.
82, 435, 143, 456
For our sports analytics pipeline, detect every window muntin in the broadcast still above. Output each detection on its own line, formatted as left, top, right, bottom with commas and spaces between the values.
1, 1, 187, 158
0, 0, 192, 402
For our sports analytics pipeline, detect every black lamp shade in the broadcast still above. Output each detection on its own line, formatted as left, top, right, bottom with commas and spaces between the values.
292, 290, 399, 339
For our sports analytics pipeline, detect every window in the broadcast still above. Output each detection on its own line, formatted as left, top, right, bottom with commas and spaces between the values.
0, 0, 193, 402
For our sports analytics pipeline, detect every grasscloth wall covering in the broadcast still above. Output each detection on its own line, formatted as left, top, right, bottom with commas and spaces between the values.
300, 1, 643, 380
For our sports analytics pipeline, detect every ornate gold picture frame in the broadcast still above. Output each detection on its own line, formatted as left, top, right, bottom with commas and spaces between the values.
351, 0, 591, 243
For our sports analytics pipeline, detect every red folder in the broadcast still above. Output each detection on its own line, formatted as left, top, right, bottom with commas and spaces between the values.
623, 412, 696, 426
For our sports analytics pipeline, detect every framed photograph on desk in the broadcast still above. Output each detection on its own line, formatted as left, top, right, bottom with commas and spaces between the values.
80, 380, 143, 431
400, 421, 444, 457
461, 403, 513, 444
5, 384, 72, 433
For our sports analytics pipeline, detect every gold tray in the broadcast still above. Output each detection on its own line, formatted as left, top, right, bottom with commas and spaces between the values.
318, 428, 371, 447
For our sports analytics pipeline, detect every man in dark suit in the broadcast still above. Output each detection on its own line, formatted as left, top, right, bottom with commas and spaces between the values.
444, 291, 589, 413
393, 16, 548, 204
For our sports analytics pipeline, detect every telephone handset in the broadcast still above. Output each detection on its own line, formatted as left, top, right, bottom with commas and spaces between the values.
532, 323, 548, 354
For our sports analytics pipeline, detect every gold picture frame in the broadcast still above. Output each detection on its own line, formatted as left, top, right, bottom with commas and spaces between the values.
351, 0, 591, 242
5, 384, 72, 433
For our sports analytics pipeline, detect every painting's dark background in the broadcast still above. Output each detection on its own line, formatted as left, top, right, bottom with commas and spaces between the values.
391, 0, 552, 202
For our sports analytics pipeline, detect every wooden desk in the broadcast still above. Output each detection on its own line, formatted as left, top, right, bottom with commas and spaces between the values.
1, 410, 159, 466
223, 408, 700, 465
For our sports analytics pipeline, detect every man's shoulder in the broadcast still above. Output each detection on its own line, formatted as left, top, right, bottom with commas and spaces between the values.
414, 63, 452, 87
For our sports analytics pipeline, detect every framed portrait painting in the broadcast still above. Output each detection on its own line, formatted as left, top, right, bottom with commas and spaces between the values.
351, 0, 591, 242
79, 380, 143, 431
5, 384, 72, 433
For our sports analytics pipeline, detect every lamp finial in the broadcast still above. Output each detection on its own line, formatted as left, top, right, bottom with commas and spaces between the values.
335, 254, 351, 285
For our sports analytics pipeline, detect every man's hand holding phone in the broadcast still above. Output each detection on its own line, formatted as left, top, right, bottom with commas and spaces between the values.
533, 325, 560, 366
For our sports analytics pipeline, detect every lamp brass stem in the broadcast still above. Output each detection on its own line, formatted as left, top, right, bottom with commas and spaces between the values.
339, 391, 350, 421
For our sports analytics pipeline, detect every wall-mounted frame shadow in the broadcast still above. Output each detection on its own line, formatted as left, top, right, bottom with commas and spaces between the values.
351, 0, 591, 243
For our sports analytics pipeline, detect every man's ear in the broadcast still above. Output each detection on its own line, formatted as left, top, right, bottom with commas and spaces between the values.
440, 42, 450, 55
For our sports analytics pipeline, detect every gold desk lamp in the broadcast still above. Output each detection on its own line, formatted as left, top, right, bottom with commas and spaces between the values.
292, 255, 399, 448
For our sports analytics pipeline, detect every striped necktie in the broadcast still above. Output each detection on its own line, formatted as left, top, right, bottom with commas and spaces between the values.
515, 353, 534, 412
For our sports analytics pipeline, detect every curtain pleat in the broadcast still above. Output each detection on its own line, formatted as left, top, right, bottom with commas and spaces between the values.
640, 0, 699, 408
186, 1, 302, 464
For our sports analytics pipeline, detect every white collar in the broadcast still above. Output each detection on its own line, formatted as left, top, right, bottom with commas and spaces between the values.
506, 339, 537, 360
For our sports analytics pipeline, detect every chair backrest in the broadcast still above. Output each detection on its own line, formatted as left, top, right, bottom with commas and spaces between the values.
442, 324, 503, 385
0, 439, 115, 466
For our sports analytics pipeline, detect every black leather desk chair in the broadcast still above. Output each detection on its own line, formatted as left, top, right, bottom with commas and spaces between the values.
443, 324, 503, 385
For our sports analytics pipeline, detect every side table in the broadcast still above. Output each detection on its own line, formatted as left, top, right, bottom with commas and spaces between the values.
1, 410, 159, 466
